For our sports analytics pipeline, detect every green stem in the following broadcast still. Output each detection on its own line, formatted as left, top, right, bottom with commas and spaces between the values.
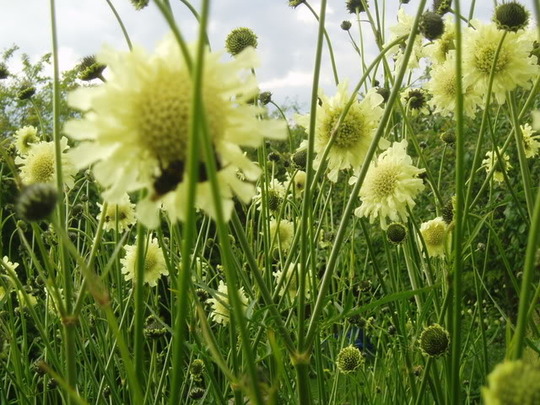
511, 184, 540, 359
105, 0, 133, 50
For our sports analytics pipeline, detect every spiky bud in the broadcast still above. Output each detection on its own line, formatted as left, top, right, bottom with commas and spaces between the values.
77, 55, 106, 81
433, 0, 452, 15
258, 91, 272, 105
493, 1, 530, 32
17, 84, 36, 100
386, 223, 407, 244
189, 387, 206, 400
440, 130, 456, 145
341, 20, 352, 31
419, 11, 445, 41
419, 324, 450, 358
225, 28, 258, 56
130, 0, 149, 10
16, 183, 58, 222
336, 345, 364, 373
292, 149, 307, 169
346, 0, 367, 14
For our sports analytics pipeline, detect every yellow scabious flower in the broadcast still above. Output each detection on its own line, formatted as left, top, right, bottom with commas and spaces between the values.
64, 34, 286, 228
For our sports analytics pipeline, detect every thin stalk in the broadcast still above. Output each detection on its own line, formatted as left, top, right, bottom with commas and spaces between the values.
105, 0, 133, 50
511, 184, 540, 359
50, 0, 77, 399
305, 0, 429, 351
450, 1, 465, 403
133, 222, 147, 387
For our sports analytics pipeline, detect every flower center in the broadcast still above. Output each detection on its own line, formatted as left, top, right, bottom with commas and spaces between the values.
323, 109, 365, 149
372, 165, 398, 199
475, 44, 509, 74
29, 151, 55, 183
144, 250, 158, 273
424, 224, 446, 246
135, 69, 227, 167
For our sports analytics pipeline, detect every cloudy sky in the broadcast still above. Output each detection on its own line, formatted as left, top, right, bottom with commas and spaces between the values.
1, 0, 537, 111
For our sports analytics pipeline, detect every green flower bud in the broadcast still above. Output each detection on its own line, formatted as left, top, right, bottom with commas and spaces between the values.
419, 324, 450, 358
493, 1, 530, 32
346, 0, 367, 14
188, 387, 205, 400
341, 20, 352, 31
420, 11, 445, 41
17, 83, 36, 100
225, 28, 258, 56
440, 130, 456, 145
77, 55, 106, 81
441, 199, 454, 224
258, 91, 272, 105
190, 359, 205, 376
292, 149, 307, 169
386, 223, 407, 244
16, 183, 58, 222
433, 0, 452, 15
336, 345, 364, 373
130, 0, 149, 10
288, 0, 305, 8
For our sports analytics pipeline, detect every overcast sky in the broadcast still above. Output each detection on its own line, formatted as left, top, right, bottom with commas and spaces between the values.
1, 0, 537, 111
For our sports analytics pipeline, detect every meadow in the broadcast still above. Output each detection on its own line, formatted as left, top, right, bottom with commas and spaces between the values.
0, 0, 539, 403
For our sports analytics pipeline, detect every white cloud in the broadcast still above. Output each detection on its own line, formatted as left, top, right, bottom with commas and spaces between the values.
260, 70, 313, 89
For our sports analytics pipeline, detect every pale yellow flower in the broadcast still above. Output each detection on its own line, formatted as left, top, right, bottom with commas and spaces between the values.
273, 263, 312, 301
65, 34, 286, 228
295, 82, 385, 182
482, 149, 511, 183
387, 8, 424, 72
424, 16, 455, 64
520, 123, 540, 158
482, 360, 540, 405
97, 193, 137, 232
208, 280, 248, 325
462, 21, 539, 104
269, 218, 295, 252
426, 52, 483, 118
14, 138, 77, 188
13, 125, 39, 155
120, 237, 168, 287
354, 140, 425, 229
419, 217, 449, 258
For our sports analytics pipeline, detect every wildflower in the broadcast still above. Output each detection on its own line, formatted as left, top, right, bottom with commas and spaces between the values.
13, 125, 39, 155
346, 0, 367, 14
17, 290, 38, 309
482, 149, 511, 183
64, 34, 285, 228
77, 55, 106, 81
143, 315, 168, 339
288, 0, 305, 8
188, 387, 206, 400
427, 53, 482, 118
258, 91, 272, 105
225, 28, 258, 56
254, 178, 286, 213
289, 170, 307, 196
295, 82, 385, 182
120, 237, 168, 287
291, 145, 307, 169
273, 264, 312, 300
189, 359, 205, 377
15, 138, 77, 188
493, 1, 530, 32
354, 140, 425, 229
336, 345, 364, 373
208, 280, 248, 325
441, 198, 454, 224
386, 222, 407, 244
419, 324, 450, 358
387, 8, 424, 71
482, 360, 540, 405
419, 11, 445, 41
401, 88, 430, 116
424, 16, 455, 64
520, 123, 540, 158
462, 21, 539, 104
1, 256, 19, 275
269, 219, 294, 252
16, 183, 58, 222
419, 217, 448, 258
97, 194, 137, 232
440, 129, 456, 144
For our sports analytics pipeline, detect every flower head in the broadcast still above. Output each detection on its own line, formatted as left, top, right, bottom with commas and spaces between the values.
426, 52, 482, 118
419, 324, 450, 358
225, 28, 258, 56
15, 138, 76, 188
387, 9, 425, 71
346, 0, 367, 14
462, 21, 539, 104
295, 82, 385, 182
493, 1, 530, 32
482, 360, 540, 405
424, 16, 455, 64
13, 126, 39, 155
419, 11, 445, 41
273, 264, 312, 300
336, 345, 364, 373
97, 194, 137, 232
120, 237, 168, 287
65, 34, 285, 228
16, 183, 58, 222
520, 123, 540, 158
386, 222, 407, 244
419, 217, 448, 258
77, 55, 106, 81
269, 219, 295, 252
208, 280, 248, 325
401, 88, 430, 116
354, 140, 425, 229
482, 149, 511, 183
